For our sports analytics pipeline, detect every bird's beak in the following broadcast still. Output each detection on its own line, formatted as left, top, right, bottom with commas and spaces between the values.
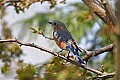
48, 21, 52, 24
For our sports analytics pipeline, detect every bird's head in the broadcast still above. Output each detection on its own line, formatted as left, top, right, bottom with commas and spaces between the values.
48, 20, 67, 30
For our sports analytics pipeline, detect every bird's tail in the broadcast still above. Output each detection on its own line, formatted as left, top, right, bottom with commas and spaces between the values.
66, 46, 85, 64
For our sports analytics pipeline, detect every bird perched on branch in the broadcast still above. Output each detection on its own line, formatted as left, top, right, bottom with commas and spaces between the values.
48, 20, 85, 64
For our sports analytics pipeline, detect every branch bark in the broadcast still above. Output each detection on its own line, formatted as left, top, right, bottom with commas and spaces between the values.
115, 0, 120, 79
101, 0, 117, 25
82, 0, 116, 32
82, 44, 114, 61
0, 38, 114, 77
91, 72, 115, 79
0, 0, 55, 9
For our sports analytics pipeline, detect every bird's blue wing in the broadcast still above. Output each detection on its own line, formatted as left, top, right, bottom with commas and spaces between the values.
66, 45, 85, 64
56, 30, 82, 52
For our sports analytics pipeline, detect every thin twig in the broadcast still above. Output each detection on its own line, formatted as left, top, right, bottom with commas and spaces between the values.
41, 32, 54, 40
31, 28, 54, 40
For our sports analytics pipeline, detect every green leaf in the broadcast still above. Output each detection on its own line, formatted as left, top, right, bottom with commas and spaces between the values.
1, 63, 10, 74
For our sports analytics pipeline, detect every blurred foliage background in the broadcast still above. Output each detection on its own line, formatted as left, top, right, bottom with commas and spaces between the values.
0, 0, 115, 80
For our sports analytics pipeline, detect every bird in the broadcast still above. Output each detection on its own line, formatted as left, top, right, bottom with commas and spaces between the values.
48, 20, 85, 64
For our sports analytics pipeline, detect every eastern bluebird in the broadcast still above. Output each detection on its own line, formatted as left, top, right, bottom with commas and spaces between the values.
48, 20, 85, 64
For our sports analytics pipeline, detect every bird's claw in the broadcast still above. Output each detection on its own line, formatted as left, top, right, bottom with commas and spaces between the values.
66, 50, 70, 59
56, 50, 63, 54
66, 55, 69, 59
55, 50, 63, 57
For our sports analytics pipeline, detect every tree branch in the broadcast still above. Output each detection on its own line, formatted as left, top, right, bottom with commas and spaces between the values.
38, 31, 54, 40
0, 0, 21, 5
82, 0, 107, 25
0, 0, 57, 10
82, 44, 114, 61
101, 0, 117, 26
90, 72, 115, 79
82, 0, 115, 31
0, 38, 114, 77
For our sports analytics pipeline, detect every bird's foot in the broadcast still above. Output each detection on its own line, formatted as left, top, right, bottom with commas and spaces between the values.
56, 49, 63, 57
66, 51, 70, 59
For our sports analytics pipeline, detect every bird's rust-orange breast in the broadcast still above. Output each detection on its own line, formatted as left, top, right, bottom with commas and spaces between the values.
54, 38, 66, 49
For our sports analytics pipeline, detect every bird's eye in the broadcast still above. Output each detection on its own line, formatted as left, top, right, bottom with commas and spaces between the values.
54, 23, 57, 26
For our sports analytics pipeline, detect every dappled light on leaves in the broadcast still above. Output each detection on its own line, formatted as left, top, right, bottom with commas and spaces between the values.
44, 57, 87, 80
0, 7, 23, 64
16, 64, 35, 80
1, 63, 10, 74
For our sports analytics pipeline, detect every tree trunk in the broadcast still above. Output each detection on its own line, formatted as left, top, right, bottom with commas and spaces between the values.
115, 0, 120, 80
